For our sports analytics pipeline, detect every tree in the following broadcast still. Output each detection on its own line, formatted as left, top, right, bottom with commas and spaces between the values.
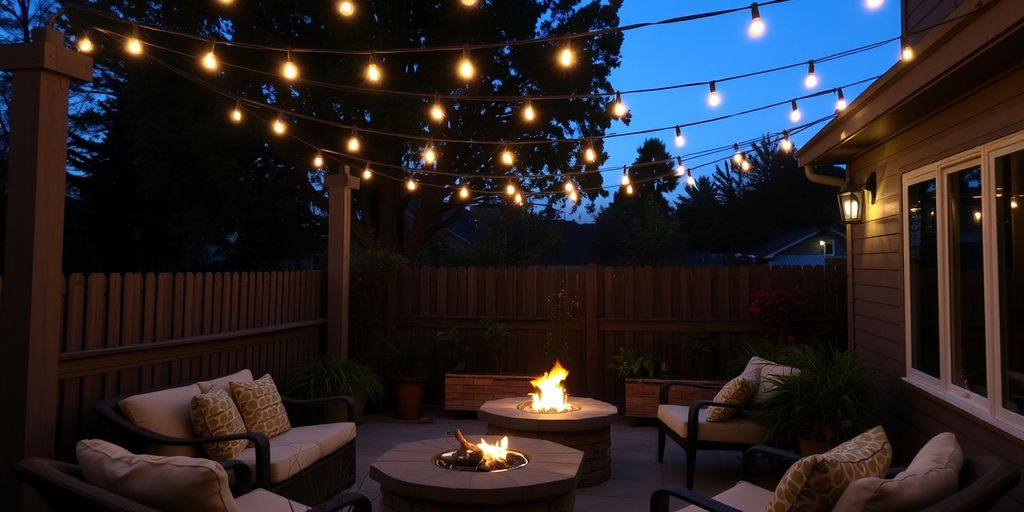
674, 175, 722, 253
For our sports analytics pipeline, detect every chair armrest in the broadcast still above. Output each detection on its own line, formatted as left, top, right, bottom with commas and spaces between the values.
308, 491, 372, 512
742, 444, 802, 479
282, 395, 355, 424
219, 459, 253, 496
885, 466, 907, 479
660, 381, 723, 404
650, 485, 743, 512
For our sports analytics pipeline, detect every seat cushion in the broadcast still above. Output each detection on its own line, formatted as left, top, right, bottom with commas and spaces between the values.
230, 374, 291, 438
234, 488, 309, 512
765, 426, 892, 512
657, 404, 768, 444
706, 369, 759, 422
191, 387, 249, 461
198, 369, 254, 394
234, 422, 356, 484
834, 432, 963, 512
118, 384, 203, 457
76, 439, 237, 512
677, 481, 773, 512
741, 356, 800, 405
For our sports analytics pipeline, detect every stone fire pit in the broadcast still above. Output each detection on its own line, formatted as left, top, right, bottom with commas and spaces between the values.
370, 436, 582, 512
478, 397, 617, 487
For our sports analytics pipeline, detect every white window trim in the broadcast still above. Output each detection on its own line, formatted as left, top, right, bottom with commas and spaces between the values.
901, 130, 1024, 440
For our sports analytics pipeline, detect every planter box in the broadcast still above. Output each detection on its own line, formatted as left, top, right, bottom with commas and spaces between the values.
625, 378, 727, 418
444, 373, 535, 411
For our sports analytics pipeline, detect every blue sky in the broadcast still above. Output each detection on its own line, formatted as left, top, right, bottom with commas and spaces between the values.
576, 0, 900, 218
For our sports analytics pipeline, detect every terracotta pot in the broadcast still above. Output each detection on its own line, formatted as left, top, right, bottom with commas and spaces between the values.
393, 378, 425, 420
798, 437, 837, 456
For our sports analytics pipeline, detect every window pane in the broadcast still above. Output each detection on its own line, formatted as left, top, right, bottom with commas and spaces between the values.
997, 150, 1024, 414
947, 166, 987, 396
908, 179, 940, 378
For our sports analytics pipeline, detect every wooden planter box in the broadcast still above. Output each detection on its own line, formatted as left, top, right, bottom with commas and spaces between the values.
624, 378, 727, 418
444, 373, 535, 411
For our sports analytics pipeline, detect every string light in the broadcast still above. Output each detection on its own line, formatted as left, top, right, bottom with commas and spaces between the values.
675, 157, 687, 176
201, 42, 219, 72
406, 176, 418, 191
77, 32, 94, 53
583, 143, 597, 163
362, 165, 372, 180
732, 144, 744, 165
313, 152, 325, 168
708, 81, 721, 107
559, 42, 575, 67
674, 126, 686, 148
456, 185, 470, 199
423, 142, 438, 165
686, 168, 697, 189
347, 129, 361, 153
569, 190, 579, 203
272, 117, 287, 135
217, 0, 233, 4
514, 192, 524, 205
282, 51, 299, 80
430, 94, 445, 122
229, 103, 243, 123
366, 54, 382, 83
611, 92, 628, 118
338, 1, 355, 17
748, 3, 766, 38
460, 0, 478, 6
500, 147, 515, 166
804, 60, 818, 89
626, 184, 634, 195
866, 0, 884, 10
564, 180, 576, 193
125, 26, 143, 56
780, 130, 793, 152
457, 49, 475, 81
901, 37, 914, 61
522, 100, 537, 122
835, 88, 848, 111
505, 181, 517, 196
740, 158, 752, 172
789, 100, 802, 122
620, 166, 631, 187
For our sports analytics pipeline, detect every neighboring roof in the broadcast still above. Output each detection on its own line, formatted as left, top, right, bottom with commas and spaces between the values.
751, 227, 845, 259
798, 0, 1024, 165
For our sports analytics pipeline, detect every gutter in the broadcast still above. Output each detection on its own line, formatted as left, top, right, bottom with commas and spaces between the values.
803, 165, 845, 188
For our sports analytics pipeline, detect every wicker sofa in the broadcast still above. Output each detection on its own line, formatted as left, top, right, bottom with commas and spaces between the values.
94, 369, 356, 506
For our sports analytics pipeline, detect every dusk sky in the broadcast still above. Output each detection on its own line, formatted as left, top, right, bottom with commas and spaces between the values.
583, 0, 901, 217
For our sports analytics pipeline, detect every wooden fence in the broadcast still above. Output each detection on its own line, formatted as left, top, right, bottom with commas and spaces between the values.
371, 263, 847, 406
0, 271, 326, 460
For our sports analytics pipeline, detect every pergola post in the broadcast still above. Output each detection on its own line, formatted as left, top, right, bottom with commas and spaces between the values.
325, 167, 359, 360
0, 28, 92, 507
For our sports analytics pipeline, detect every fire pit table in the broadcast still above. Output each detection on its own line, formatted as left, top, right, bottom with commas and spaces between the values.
478, 397, 617, 487
370, 436, 583, 512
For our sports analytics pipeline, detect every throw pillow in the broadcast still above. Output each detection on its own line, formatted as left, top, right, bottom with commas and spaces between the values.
76, 439, 237, 512
833, 432, 963, 512
230, 374, 291, 438
190, 387, 248, 460
764, 425, 892, 512
706, 369, 759, 422
742, 356, 800, 405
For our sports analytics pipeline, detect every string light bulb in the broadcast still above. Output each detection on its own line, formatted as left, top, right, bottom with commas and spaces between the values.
559, 44, 575, 68
500, 147, 515, 166
429, 95, 445, 122
583, 143, 597, 163
229, 103, 243, 123
675, 157, 687, 177
620, 166, 631, 187
674, 126, 686, 148
457, 49, 475, 81
77, 32, 94, 53
505, 181, 517, 196
282, 52, 299, 80
804, 60, 818, 88
347, 130, 361, 153
366, 54, 382, 83
569, 190, 579, 203
901, 37, 914, 61
611, 92, 627, 118
514, 192, 524, 206
866, 0, 884, 10
564, 180, 576, 193
708, 81, 721, 107
732, 145, 744, 165
423, 143, 437, 165
313, 152, 324, 168
406, 177, 418, 191
780, 130, 793, 152
201, 42, 219, 72
338, 1, 355, 17
459, 185, 470, 200
461, 0, 478, 6
272, 118, 287, 135
835, 88, 848, 111
125, 27, 144, 56
626, 184, 634, 195
522, 100, 537, 122
686, 168, 697, 189
741, 159, 752, 172
789, 100, 802, 122
362, 166, 372, 180
748, 3, 765, 38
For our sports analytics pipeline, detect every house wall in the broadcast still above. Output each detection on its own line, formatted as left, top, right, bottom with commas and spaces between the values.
848, 65, 1024, 509
903, 0, 966, 42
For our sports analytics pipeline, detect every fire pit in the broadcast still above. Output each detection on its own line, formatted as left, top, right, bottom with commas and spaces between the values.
371, 435, 582, 512
478, 362, 617, 487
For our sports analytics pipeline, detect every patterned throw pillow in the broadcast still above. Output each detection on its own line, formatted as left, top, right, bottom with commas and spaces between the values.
190, 388, 248, 460
230, 374, 291, 439
706, 369, 759, 422
764, 426, 892, 512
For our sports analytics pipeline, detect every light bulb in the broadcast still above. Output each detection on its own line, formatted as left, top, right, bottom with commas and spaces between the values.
686, 174, 697, 189
406, 178, 417, 191
620, 169, 631, 187
423, 146, 437, 164
500, 148, 515, 166
126, 36, 143, 56
804, 61, 818, 89
569, 190, 579, 203
347, 134, 361, 153
366, 58, 382, 83
229, 106, 243, 123
902, 45, 914, 61
835, 88, 848, 111
973, 210, 982, 223
459, 186, 470, 199
748, 3, 765, 38
272, 118, 287, 135
732, 145, 743, 165
866, 0, 884, 10
708, 81, 721, 107
611, 92, 627, 118
338, 1, 355, 17
430, 99, 445, 122
780, 131, 793, 152
313, 153, 324, 168
675, 158, 686, 176
202, 51, 219, 71
583, 146, 597, 163
362, 167, 372, 180
564, 181, 575, 193
674, 126, 686, 148
457, 51, 475, 81
522, 101, 536, 122
282, 57, 299, 80
789, 100, 802, 122
505, 182, 517, 196
77, 35, 94, 53
514, 192, 524, 205
461, 0, 478, 6
1011, 198, 1019, 209
626, 184, 634, 195
559, 45, 574, 67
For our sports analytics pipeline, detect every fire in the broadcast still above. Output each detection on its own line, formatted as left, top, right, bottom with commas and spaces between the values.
477, 436, 509, 464
529, 361, 573, 412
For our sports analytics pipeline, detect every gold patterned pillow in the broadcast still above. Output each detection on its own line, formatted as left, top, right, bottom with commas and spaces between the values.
189, 388, 248, 461
764, 426, 892, 512
230, 374, 291, 438
706, 369, 759, 422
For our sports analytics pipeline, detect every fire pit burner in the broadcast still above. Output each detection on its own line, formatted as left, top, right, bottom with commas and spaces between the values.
433, 450, 529, 472
516, 401, 580, 413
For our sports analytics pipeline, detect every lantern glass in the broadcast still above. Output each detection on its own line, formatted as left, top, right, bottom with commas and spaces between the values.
838, 189, 864, 224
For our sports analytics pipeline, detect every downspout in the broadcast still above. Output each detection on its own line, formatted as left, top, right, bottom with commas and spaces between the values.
803, 165, 846, 188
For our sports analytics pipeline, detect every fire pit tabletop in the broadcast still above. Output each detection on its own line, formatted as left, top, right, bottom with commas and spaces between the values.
479, 397, 618, 432
370, 436, 583, 506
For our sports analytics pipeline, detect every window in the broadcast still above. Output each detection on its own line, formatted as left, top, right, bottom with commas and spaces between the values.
819, 239, 836, 256
903, 133, 1024, 437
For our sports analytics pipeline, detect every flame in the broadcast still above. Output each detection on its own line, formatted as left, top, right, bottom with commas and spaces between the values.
477, 436, 509, 464
529, 361, 573, 412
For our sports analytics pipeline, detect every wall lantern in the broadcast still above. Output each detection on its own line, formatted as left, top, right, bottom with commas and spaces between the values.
838, 172, 877, 224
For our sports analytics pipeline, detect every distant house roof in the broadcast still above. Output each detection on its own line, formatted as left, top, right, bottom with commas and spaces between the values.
751, 227, 846, 259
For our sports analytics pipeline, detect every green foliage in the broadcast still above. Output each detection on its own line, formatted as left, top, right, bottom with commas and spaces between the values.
683, 331, 717, 379
610, 346, 654, 379
482, 317, 515, 374
286, 357, 385, 403
729, 337, 803, 375
382, 334, 428, 380
758, 344, 875, 446
436, 323, 470, 374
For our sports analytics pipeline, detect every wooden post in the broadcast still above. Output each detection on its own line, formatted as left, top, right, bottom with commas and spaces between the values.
325, 167, 359, 360
0, 28, 92, 508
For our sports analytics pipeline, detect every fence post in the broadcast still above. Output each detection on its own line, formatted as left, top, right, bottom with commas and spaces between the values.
583, 265, 600, 398
325, 167, 360, 360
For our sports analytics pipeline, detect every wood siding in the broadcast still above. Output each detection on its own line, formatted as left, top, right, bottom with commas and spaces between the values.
847, 67, 1024, 510
903, 0, 965, 44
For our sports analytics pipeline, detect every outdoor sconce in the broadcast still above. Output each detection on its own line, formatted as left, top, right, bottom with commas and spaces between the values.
838, 172, 877, 224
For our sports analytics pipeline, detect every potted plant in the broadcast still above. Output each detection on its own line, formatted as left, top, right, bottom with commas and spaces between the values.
436, 323, 470, 374
384, 336, 428, 420
759, 344, 875, 455
482, 317, 514, 375
611, 346, 655, 380
683, 331, 717, 379
286, 357, 385, 423
621, 336, 728, 418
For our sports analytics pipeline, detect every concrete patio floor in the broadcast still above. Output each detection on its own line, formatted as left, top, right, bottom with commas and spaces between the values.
350, 410, 782, 511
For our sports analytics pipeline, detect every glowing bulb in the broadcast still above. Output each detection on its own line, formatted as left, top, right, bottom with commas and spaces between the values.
272, 118, 287, 135
741, 160, 751, 172
459, 185, 470, 199
457, 51, 475, 81
611, 92, 627, 118
564, 181, 575, 193
686, 174, 697, 189
789, 100, 802, 123
338, 1, 355, 16
973, 210, 982, 223
902, 45, 914, 62
282, 57, 299, 80
804, 61, 818, 89
1011, 198, 1019, 209
514, 192, 524, 205
406, 178, 417, 191
835, 88, 848, 111
505, 182, 516, 196
229, 106, 243, 123
583, 146, 597, 163
430, 98, 445, 122
675, 158, 687, 176
522, 101, 536, 122
366, 58, 382, 83
461, 0, 478, 6
362, 167, 372, 180
126, 37, 143, 56
780, 131, 793, 153
732, 145, 744, 165
77, 35, 94, 53
748, 3, 765, 38
569, 190, 579, 203
500, 148, 515, 166
620, 168, 631, 187
347, 134, 361, 153
707, 81, 721, 107
202, 51, 219, 71
674, 126, 686, 148
313, 153, 324, 168
626, 184, 634, 195
559, 45, 574, 67
866, 0, 884, 10
423, 146, 437, 164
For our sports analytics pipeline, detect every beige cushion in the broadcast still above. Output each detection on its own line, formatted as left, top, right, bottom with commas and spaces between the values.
235, 488, 309, 512
76, 439, 237, 512
657, 404, 768, 444
231, 374, 291, 438
741, 356, 799, 405
118, 384, 203, 457
191, 387, 249, 461
198, 369, 254, 394
677, 481, 773, 512
235, 422, 356, 483
834, 432, 963, 512
765, 426, 892, 512
706, 369, 759, 422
